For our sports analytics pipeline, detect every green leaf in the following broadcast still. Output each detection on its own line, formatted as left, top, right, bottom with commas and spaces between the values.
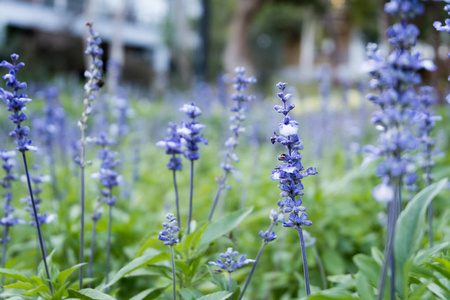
207, 268, 228, 291
197, 291, 233, 300
105, 252, 170, 288
129, 287, 167, 300
56, 263, 87, 286
3, 281, 35, 290
21, 284, 47, 296
408, 282, 430, 300
353, 254, 379, 286
179, 288, 204, 300
355, 272, 375, 300
68, 288, 117, 300
395, 178, 448, 297
200, 207, 253, 246
0, 268, 31, 282
414, 242, 450, 264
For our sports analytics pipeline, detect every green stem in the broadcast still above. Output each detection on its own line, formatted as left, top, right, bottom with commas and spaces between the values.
170, 246, 177, 300
297, 227, 310, 296
187, 160, 194, 234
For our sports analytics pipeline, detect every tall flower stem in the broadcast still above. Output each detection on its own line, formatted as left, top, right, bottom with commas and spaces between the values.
208, 173, 228, 222
170, 246, 177, 300
22, 152, 53, 293
228, 272, 232, 299
428, 201, 433, 247
88, 219, 98, 288
425, 147, 433, 247
297, 227, 310, 296
172, 161, 181, 230
79, 129, 86, 289
378, 189, 398, 300
238, 223, 274, 300
105, 201, 113, 288
1, 225, 9, 286
187, 160, 194, 235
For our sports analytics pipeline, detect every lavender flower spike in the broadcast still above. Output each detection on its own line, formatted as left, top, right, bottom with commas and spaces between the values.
178, 102, 208, 234
363, 1, 435, 299
0, 150, 23, 286
209, 247, 254, 299
208, 67, 256, 221
271, 82, 317, 296
20, 169, 56, 227
417, 87, 441, 247
91, 134, 120, 287
0, 54, 52, 292
158, 213, 180, 300
76, 23, 104, 288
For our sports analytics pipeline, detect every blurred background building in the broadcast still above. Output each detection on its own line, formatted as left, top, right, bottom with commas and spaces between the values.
0, 0, 447, 93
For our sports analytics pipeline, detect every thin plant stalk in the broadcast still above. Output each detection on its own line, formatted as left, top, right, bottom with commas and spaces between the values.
88, 219, 98, 288
238, 222, 274, 300
1, 225, 9, 286
228, 272, 232, 300
208, 173, 228, 222
172, 158, 181, 230
187, 160, 194, 235
377, 189, 398, 300
397, 182, 402, 216
79, 126, 86, 289
297, 227, 310, 296
22, 152, 53, 293
428, 201, 434, 247
425, 146, 433, 247
170, 246, 176, 300
105, 202, 113, 288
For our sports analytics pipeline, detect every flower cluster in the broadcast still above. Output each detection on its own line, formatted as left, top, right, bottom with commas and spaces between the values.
178, 102, 209, 161
363, 1, 436, 201
21, 169, 56, 227
34, 87, 66, 149
84, 23, 103, 106
158, 213, 180, 246
271, 83, 317, 228
0, 54, 36, 152
92, 135, 120, 206
208, 247, 254, 273
156, 123, 183, 171
76, 23, 103, 169
417, 86, 441, 184
0, 150, 23, 239
434, 3, 450, 103
220, 67, 256, 173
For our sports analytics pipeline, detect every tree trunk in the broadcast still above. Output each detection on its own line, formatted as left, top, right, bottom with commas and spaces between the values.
223, 0, 267, 75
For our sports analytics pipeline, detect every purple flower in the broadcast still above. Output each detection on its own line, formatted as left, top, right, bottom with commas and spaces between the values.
363, 2, 434, 198
208, 247, 255, 273
92, 135, 121, 206
271, 83, 316, 229
158, 213, 180, 246
0, 54, 36, 152
20, 169, 56, 227
156, 123, 184, 171
178, 102, 208, 161
0, 150, 23, 240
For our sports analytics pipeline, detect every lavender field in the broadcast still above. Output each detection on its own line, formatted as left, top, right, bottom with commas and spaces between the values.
0, 0, 450, 299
